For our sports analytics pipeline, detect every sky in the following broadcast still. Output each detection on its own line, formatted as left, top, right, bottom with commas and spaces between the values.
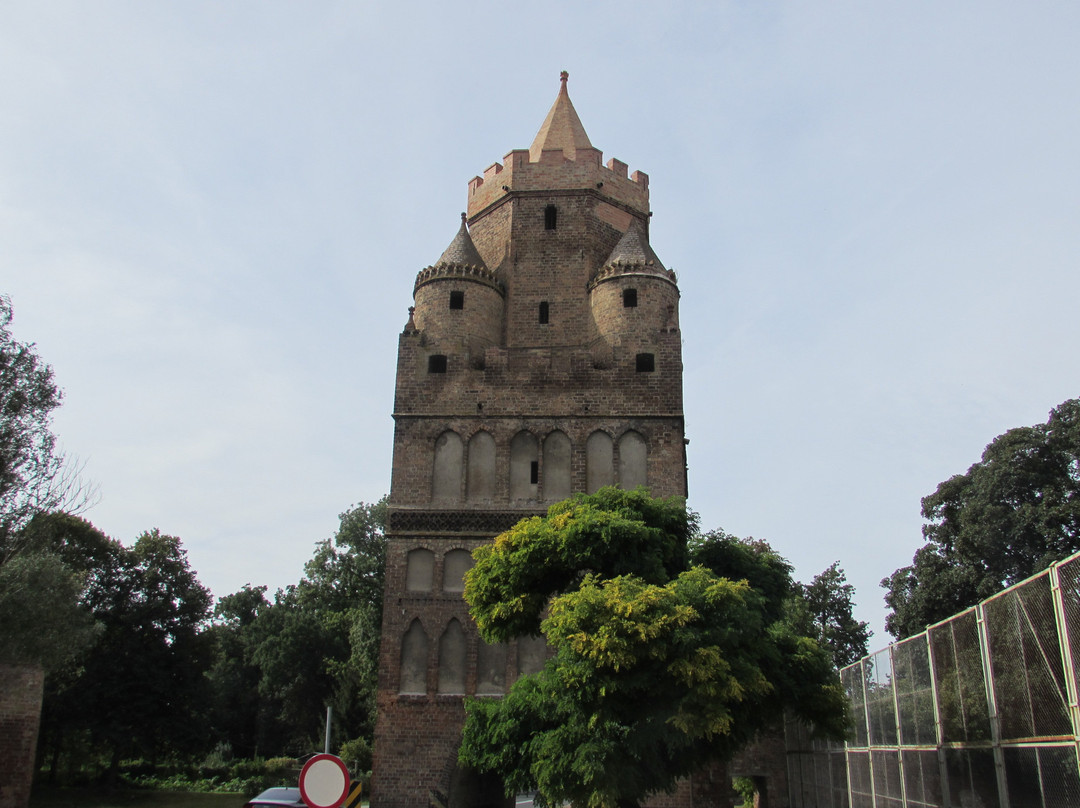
3, 1, 1079, 649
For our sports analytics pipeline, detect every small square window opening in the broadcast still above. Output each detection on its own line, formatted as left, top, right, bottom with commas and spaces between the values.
635, 353, 655, 373
623, 288, 638, 308
428, 355, 448, 373
449, 291, 464, 310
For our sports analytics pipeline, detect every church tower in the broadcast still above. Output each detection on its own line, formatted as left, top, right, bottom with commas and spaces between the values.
371, 74, 686, 808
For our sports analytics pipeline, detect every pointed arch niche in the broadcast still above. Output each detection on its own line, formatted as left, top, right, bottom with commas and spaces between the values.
443, 548, 474, 594
586, 431, 614, 494
517, 634, 547, 677
466, 431, 496, 502
437, 619, 467, 695
432, 431, 463, 502
543, 430, 571, 502
618, 430, 647, 490
477, 640, 507, 695
510, 431, 538, 501
399, 620, 428, 694
406, 548, 435, 593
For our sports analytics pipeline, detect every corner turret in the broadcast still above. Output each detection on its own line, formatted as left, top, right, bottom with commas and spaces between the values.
590, 219, 680, 354
410, 214, 505, 364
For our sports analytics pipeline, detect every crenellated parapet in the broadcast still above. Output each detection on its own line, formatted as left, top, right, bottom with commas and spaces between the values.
414, 263, 504, 296
467, 151, 650, 219
589, 261, 679, 291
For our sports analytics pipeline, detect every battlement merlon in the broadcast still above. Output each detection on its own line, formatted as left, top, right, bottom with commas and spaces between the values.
466, 148, 650, 219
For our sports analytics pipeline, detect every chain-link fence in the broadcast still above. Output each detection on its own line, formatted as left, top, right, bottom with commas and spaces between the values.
786, 551, 1080, 807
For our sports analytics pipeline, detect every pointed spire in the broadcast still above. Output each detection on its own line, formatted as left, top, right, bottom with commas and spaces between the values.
435, 213, 488, 270
603, 219, 666, 271
529, 71, 594, 162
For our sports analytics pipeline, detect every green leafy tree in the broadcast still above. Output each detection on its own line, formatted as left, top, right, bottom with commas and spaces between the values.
36, 523, 213, 780
459, 489, 848, 808
0, 549, 97, 670
0, 297, 97, 673
0, 295, 95, 561
883, 398, 1080, 639
205, 584, 274, 757
207, 499, 388, 757
795, 562, 871, 669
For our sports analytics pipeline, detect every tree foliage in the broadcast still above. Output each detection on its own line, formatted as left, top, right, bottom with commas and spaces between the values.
791, 561, 870, 669
459, 489, 848, 808
204, 498, 388, 758
35, 517, 214, 779
883, 398, 1080, 639
0, 295, 95, 561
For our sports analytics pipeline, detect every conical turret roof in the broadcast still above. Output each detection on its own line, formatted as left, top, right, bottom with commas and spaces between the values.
436, 213, 487, 270
529, 71, 593, 162
414, 214, 502, 297
603, 219, 666, 271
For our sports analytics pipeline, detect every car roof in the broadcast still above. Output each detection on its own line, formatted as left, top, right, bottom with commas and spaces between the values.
250, 788, 305, 806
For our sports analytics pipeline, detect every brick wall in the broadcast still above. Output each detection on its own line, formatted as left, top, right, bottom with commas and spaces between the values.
0, 664, 44, 808
731, 729, 790, 808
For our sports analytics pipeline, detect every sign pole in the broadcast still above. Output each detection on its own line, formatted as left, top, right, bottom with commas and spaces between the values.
325, 705, 332, 754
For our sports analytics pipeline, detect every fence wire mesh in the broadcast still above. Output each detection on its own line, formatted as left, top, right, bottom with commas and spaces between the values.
785, 550, 1080, 807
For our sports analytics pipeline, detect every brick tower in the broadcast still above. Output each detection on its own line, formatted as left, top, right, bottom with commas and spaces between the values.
371, 73, 686, 808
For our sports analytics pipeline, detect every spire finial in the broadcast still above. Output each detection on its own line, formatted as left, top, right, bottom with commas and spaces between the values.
560, 70, 569, 88
461, 212, 467, 224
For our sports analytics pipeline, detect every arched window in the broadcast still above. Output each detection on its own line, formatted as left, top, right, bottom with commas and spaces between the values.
443, 548, 474, 594
406, 548, 435, 593
618, 430, 647, 490
510, 431, 538, 501
466, 431, 496, 502
543, 430, 572, 502
586, 430, 614, 494
399, 620, 428, 694
477, 640, 507, 695
437, 619, 467, 695
432, 430, 463, 502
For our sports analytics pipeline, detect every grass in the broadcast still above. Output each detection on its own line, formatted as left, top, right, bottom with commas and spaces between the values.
31, 788, 244, 808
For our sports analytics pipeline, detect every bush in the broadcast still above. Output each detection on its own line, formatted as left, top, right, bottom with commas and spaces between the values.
114, 757, 299, 794
732, 777, 756, 808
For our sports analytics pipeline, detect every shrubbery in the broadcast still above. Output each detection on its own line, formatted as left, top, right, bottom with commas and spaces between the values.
111, 757, 298, 795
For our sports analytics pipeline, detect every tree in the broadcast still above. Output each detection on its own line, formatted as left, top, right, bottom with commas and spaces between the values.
883, 398, 1080, 639
0, 295, 95, 563
794, 562, 870, 669
0, 549, 98, 670
459, 489, 848, 808
36, 522, 214, 780
206, 498, 388, 758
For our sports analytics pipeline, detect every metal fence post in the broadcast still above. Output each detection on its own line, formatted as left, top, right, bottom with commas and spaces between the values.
924, 628, 947, 808
888, 644, 908, 807
1049, 562, 1080, 780
976, 603, 1009, 808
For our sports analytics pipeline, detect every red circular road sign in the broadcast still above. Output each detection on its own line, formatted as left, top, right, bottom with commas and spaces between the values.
299, 754, 350, 808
